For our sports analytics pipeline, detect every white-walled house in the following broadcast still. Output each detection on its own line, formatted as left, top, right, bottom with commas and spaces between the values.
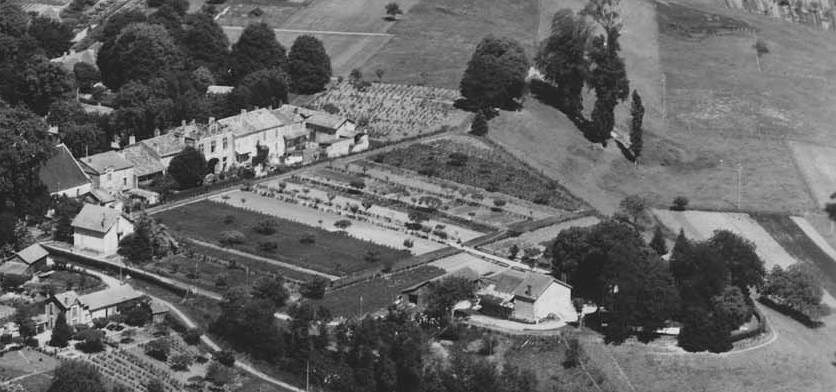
477, 270, 575, 323
45, 284, 146, 328
79, 151, 137, 193
71, 204, 134, 256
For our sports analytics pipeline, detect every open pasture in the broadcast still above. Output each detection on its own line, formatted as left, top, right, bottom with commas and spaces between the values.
362, 0, 538, 88
0, 349, 58, 381
156, 199, 412, 276
481, 216, 600, 257
653, 209, 797, 269
214, 0, 309, 29
307, 81, 470, 142
371, 135, 585, 212
787, 141, 836, 208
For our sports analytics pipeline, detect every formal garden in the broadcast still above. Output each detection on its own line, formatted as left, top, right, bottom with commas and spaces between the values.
155, 200, 412, 276
306, 81, 471, 142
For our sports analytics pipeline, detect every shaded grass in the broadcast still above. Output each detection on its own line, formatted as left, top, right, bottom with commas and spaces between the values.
183, 241, 318, 283
157, 200, 410, 276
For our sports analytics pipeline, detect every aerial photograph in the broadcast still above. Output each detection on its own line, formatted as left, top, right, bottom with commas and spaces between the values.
0, 0, 835, 390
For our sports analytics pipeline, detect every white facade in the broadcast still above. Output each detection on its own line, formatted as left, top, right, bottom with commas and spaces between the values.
73, 217, 134, 256
90, 167, 136, 193
513, 282, 575, 323
52, 183, 93, 199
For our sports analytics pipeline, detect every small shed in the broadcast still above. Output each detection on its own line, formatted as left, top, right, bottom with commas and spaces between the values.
149, 300, 169, 324
12, 243, 52, 272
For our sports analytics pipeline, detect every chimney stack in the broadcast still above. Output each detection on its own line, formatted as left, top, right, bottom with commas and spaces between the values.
209, 117, 215, 124
525, 285, 532, 296
154, 128, 160, 137
128, 135, 136, 145
181, 119, 186, 127
241, 109, 247, 115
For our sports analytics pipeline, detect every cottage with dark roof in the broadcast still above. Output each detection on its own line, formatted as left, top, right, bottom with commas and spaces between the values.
9, 243, 52, 272
477, 269, 575, 323
79, 151, 137, 193
38, 144, 92, 198
44, 284, 146, 328
71, 204, 134, 256
120, 141, 166, 185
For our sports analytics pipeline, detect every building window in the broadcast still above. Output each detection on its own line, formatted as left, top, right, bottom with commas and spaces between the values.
198, 144, 203, 153
211, 141, 216, 153
122, 177, 127, 186
107, 173, 112, 181
222, 138, 228, 150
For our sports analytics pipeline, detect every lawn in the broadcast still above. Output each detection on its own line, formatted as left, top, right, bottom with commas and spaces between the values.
361, 0, 539, 88
39, 270, 107, 294
787, 141, 836, 208
309, 265, 445, 318
156, 200, 411, 276
181, 241, 319, 282
372, 137, 585, 211
0, 349, 58, 382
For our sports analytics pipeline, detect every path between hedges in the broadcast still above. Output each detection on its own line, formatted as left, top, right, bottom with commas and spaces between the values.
187, 239, 340, 281
221, 25, 395, 37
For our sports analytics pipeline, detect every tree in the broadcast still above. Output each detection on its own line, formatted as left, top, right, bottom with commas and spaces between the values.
385, 2, 403, 20
110, 81, 176, 140
46, 360, 106, 392
16, 60, 74, 116
707, 230, 765, 294
649, 225, 667, 256
251, 143, 270, 167
425, 276, 475, 320
671, 196, 689, 211
99, 10, 147, 43
301, 277, 328, 299
145, 379, 165, 392
252, 277, 289, 308
14, 304, 36, 342
460, 35, 530, 110
534, 9, 592, 116
98, 23, 184, 90
671, 242, 729, 309
182, 13, 229, 77
712, 286, 751, 331
825, 202, 836, 233
145, 338, 172, 361
230, 23, 287, 82
762, 264, 824, 322
168, 146, 207, 189
629, 90, 644, 159
581, 0, 623, 35
206, 361, 235, 386
0, 105, 54, 219
470, 110, 488, 136
587, 33, 629, 142
73, 62, 100, 93
209, 291, 284, 360
118, 233, 153, 264
0, 2, 29, 38
618, 195, 647, 226
52, 196, 83, 242
170, 353, 193, 371
288, 35, 332, 94
28, 16, 73, 58
214, 350, 236, 367
48, 312, 72, 348
148, 4, 184, 38
61, 123, 106, 158
229, 68, 289, 110
677, 306, 732, 353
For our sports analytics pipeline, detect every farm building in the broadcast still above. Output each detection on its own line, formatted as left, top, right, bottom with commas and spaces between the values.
38, 144, 92, 198
44, 284, 146, 328
306, 112, 357, 143
121, 137, 167, 183
149, 300, 169, 323
477, 269, 575, 324
138, 126, 192, 169
71, 204, 134, 256
8, 243, 52, 272
79, 151, 137, 193
401, 267, 479, 308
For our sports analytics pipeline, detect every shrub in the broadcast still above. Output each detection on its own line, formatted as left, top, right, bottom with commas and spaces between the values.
0, 334, 11, 344
334, 220, 352, 230
403, 239, 414, 248
322, 103, 340, 114
300, 232, 316, 244
170, 353, 193, 371
207, 361, 235, 386
349, 180, 366, 189
301, 277, 328, 299
252, 220, 276, 235
562, 338, 581, 368
223, 215, 234, 224
447, 152, 469, 166
215, 276, 227, 287
493, 199, 506, 207
74, 329, 105, 353
259, 241, 278, 253
219, 230, 245, 246
432, 229, 448, 240
214, 350, 236, 367
182, 329, 202, 345
533, 193, 551, 205
92, 318, 108, 329
145, 338, 171, 361
365, 249, 381, 263
671, 196, 689, 211
124, 305, 151, 327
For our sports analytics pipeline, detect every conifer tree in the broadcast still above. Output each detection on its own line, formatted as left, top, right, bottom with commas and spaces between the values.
630, 90, 644, 159
649, 225, 667, 256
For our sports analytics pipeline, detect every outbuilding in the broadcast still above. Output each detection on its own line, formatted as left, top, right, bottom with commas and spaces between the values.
71, 204, 134, 256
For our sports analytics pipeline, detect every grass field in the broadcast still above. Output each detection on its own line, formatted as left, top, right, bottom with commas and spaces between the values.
309, 265, 444, 317
787, 141, 836, 208
156, 200, 410, 276
373, 137, 584, 211
181, 240, 319, 282
362, 0, 539, 88
481, 216, 600, 257
0, 349, 58, 386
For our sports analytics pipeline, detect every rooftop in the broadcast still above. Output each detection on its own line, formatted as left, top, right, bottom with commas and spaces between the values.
121, 142, 165, 177
140, 129, 190, 158
480, 269, 569, 301
80, 151, 133, 175
206, 85, 234, 95
78, 284, 144, 311
15, 244, 49, 265
53, 290, 79, 310
71, 204, 123, 234
0, 262, 30, 276
218, 108, 291, 137
307, 112, 349, 132
38, 144, 91, 194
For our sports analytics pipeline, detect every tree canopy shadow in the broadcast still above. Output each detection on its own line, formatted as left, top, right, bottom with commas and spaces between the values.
529, 79, 606, 145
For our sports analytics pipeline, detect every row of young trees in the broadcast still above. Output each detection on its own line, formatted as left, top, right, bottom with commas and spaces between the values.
550, 218, 767, 352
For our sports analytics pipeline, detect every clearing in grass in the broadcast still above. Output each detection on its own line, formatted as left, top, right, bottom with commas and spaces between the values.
155, 200, 411, 276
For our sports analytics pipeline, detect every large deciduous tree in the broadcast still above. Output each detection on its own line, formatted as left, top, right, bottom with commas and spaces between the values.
168, 146, 207, 189
229, 23, 287, 83
425, 276, 475, 321
707, 230, 765, 294
762, 264, 824, 322
229, 68, 288, 110
46, 360, 106, 392
460, 35, 529, 110
534, 9, 592, 117
0, 2, 29, 37
28, 16, 73, 58
98, 10, 147, 43
0, 104, 54, 218
182, 13, 230, 78
98, 23, 184, 89
110, 81, 176, 140
287, 35, 331, 94
588, 33, 629, 142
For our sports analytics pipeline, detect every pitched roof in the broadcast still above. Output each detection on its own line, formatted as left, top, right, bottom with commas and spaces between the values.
206, 85, 234, 95
80, 151, 133, 175
140, 129, 191, 158
0, 262, 30, 276
219, 108, 289, 137
81, 103, 114, 115
307, 112, 348, 132
149, 300, 168, 314
15, 244, 48, 265
52, 290, 79, 310
121, 142, 165, 177
38, 144, 91, 194
71, 204, 122, 234
513, 273, 558, 301
78, 284, 144, 311
87, 188, 116, 204
480, 269, 567, 301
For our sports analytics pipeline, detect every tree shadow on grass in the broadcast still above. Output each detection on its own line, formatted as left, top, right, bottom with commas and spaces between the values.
529, 80, 607, 145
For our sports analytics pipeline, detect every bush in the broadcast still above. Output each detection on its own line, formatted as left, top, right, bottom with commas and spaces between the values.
334, 219, 352, 230
182, 329, 202, 345
214, 350, 236, 367
170, 353, 193, 371
0, 334, 11, 344
258, 241, 278, 253
75, 329, 105, 353
671, 196, 689, 211
300, 232, 316, 244
223, 215, 234, 224
252, 220, 276, 235
92, 318, 108, 329
219, 230, 245, 246
206, 361, 235, 386
301, 277, 328, 299
349, 180, 366, 189
145, 338, 171, 361
124, 305, 152, 327
215, 276, 227, 287
403, 239, 414, 248
447, 152, 469, 166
